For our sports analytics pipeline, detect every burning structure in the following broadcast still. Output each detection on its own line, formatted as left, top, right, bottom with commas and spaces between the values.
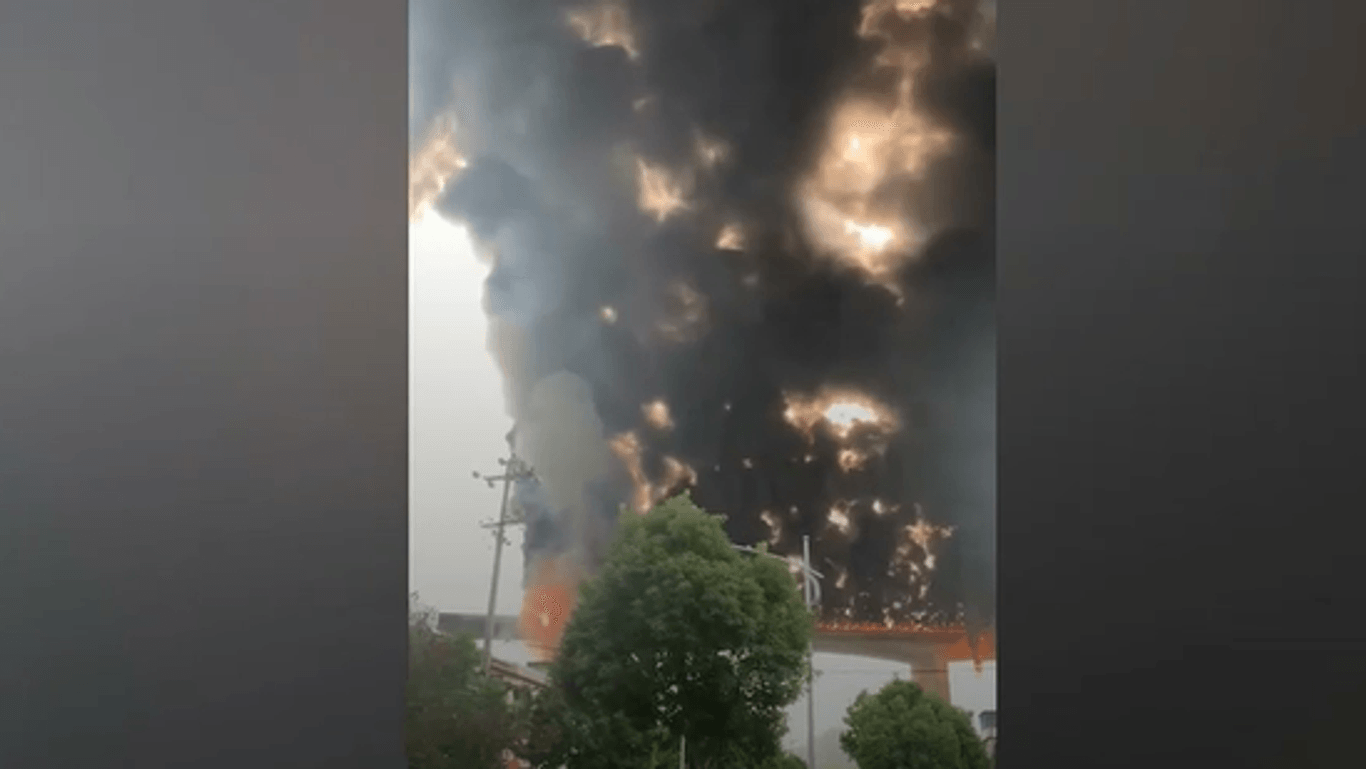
411, 0, 995, 656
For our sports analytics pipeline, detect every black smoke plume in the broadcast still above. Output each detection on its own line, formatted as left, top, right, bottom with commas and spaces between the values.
411, 0, 995, 628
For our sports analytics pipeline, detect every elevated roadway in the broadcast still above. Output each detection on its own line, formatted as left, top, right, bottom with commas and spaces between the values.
438, 613, 994, 702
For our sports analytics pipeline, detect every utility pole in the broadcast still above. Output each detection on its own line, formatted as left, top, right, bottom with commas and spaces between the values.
802, 534, 816, 769
730, 540, 823, 769
473, 433, 535, 674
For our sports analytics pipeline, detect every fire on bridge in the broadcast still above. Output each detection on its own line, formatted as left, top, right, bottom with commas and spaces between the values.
438, 612, 995, 702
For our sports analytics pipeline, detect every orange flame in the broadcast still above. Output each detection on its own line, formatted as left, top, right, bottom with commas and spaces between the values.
519, 557, 581, 662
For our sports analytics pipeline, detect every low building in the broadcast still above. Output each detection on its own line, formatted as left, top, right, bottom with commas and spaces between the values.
978, 710, 996, 758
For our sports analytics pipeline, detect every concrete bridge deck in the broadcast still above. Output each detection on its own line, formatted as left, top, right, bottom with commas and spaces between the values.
438, 613, 994, 701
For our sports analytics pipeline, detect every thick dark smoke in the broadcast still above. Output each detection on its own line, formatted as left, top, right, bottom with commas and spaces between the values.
411, 0, 995, 628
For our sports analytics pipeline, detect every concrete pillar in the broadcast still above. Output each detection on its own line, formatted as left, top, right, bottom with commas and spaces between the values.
908, 650, 951, 702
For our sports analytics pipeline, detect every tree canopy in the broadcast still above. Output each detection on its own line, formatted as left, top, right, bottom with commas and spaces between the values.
840, 679, 990, 769
525, 494, 813, 769
407, 599, 523, 769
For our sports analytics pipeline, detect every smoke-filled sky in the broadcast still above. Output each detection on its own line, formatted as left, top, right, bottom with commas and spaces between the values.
410, 0, 995, 632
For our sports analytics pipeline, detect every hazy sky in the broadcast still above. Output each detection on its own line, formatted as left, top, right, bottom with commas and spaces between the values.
409, 212, 524, 617
406, 212, 996, 746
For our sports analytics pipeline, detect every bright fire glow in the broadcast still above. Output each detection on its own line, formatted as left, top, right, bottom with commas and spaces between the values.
828, 502, 853, 535
845, 220, 895, 251
409, 116, 467, 222
894, 509, 954, 573
784, 388, 899, 473
607, 433, 696, 513
660, 456, 697, 491
635, 156, 690, 223
858, 0, 937, 37
564, 2, 639, 60
642, 398, 674, 431
794, 0, 956, 286
715, 222, 746, 251
838, 447, 870, 471
608, 431, 652, 513
796, 98, 951, 283
783, 388, 900, 441
520, 557, 580, 661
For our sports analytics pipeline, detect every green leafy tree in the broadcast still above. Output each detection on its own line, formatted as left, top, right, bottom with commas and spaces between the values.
526, 494, 813, 769
406, 598, 523, 769
840, 680, 990, 769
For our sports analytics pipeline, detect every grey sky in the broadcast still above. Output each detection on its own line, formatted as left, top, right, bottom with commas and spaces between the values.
407, 212, 996, 750
409, 214, 524, 618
